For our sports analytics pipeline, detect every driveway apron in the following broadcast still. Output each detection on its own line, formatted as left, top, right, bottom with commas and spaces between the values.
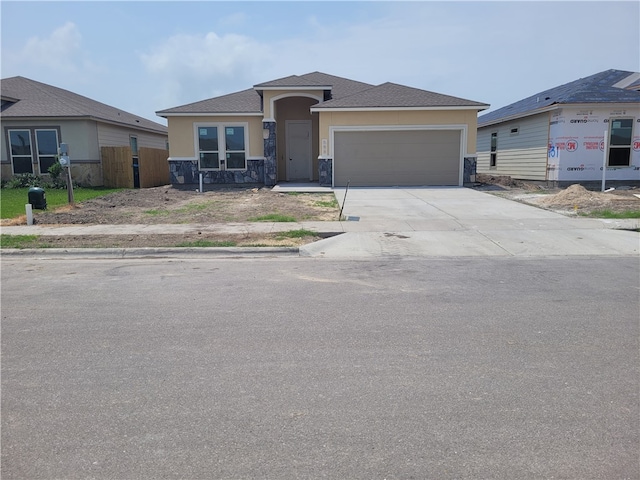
300, 187, 639, 258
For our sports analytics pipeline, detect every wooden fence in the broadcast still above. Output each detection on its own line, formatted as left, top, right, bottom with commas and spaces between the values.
101, 146, 169, 188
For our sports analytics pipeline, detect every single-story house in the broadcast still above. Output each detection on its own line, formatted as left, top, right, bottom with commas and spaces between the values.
156, 72, 489, 187
1, 76, 169, 186
476, 69, 640, 185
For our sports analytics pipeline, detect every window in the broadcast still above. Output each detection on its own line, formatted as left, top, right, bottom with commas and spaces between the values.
7, 128, 60, 174
198, 127, 219, 169
197, 125, 246, 170
224, 126, 246, 169
510, 127, 519, 135
35, 129, 59, 173
490, 132, 497, 167
129, 135, 138, 156
608, 118, 633, 167
8, 129, 33, 174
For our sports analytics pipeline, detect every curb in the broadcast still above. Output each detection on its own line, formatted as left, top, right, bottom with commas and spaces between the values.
0, 246, 300, 259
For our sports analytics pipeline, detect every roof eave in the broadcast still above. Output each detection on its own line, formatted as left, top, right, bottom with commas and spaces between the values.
91, 116, 167, 134
478, 99, 640, 128
478, 105, 559, 128
255, 86, 332, 92
310, 105, 490, 113
157, 111, 264, 118
1, 112, 167, 133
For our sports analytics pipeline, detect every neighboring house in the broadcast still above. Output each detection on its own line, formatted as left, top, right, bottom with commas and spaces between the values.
477, 69, 640, 185
1, 76, 168, 186
156, 72, 488, 187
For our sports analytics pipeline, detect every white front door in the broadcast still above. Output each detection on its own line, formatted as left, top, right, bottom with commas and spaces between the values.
286, 120, 312, 181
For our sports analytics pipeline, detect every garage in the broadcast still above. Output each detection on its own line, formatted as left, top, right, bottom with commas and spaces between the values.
333, 129, 462, 187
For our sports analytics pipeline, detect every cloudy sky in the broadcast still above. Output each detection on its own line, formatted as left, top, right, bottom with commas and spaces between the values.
2, 1, 639, 125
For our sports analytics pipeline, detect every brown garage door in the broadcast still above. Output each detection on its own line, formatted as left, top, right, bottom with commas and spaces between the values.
333, 130, 461, 187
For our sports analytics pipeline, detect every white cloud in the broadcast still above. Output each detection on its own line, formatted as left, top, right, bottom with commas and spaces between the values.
140, 31, 272, 108
21, 22, 82, 70
139, 1, 639, 115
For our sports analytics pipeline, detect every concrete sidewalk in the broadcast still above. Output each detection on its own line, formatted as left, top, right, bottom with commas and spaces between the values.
0, 221, 346, 236
1, 187, 638, 258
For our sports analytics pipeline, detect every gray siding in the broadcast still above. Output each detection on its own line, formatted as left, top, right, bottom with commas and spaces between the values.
97, 123, 167, 150
477, 113, 549, 180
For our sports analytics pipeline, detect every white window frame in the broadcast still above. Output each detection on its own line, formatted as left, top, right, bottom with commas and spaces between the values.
194, 123, 248, 171
7, 129, 34, 174
35, 129, 60, 174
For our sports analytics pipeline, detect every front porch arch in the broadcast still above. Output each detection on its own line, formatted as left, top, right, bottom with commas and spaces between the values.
267, 93, 323, 122
272, 96, 320, 182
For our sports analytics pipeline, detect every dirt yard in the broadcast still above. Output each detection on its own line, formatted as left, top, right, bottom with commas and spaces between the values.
3, 185, 341, 248
474, 173, 640, 216
3, 179, 638, 248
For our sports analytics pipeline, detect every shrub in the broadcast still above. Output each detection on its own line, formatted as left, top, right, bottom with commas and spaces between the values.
48, 161, 63, 179
4, 173, 43, 189
2, 170, 75, 190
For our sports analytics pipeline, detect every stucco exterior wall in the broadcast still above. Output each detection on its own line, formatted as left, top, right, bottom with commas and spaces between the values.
262, 89, 324, 119
1, 118, 167, 185
166, 115, 263, 159
318, 109, 479, 156
1, 119, 100, 164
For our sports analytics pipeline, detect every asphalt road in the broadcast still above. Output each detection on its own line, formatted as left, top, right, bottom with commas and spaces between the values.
2, 256, 638, 479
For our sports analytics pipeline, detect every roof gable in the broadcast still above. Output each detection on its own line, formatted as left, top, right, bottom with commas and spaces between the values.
479, 69, 640, 126
253, 74, 329, 89
1, 76, 167, 133
156, 88, 262, 115
313, 82, 488, 110
298, 72, 373, 100
158, 72, 487, 115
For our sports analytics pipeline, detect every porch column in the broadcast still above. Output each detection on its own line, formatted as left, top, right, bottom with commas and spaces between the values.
318, 157, 333, 187
263, 120, 277, 186
464, 155, 477, 184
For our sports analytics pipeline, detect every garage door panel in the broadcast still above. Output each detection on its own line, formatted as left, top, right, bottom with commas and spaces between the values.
334, 130, 461, 187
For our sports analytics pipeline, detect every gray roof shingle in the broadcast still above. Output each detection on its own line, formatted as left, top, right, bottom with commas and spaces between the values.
156, 88, 262, 115
313, 82, 488, 109
478, 69, 640, 127
298, 72, 373, 99
253, 74, 329, 88
1, 76, 167, 133
157, 72, 487, 115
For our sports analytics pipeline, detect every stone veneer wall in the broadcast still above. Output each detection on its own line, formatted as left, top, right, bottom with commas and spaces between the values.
263, 121, 277, 186
319, 158, 332, 186
464, 156, 477, 184
169, 159, 264, 185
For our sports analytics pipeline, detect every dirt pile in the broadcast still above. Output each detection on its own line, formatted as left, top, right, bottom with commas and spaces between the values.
475, 173, 543, 190
536, 184, 639, 212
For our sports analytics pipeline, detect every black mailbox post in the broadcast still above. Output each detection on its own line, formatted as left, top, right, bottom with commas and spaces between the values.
28, 187, 47, 210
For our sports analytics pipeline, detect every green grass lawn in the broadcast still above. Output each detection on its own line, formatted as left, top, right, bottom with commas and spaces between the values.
0, 187, 122, 219
580, 209, 640, 219
275, 229, 316, 239
249, 213, 297, 222
0, 234, 45, 248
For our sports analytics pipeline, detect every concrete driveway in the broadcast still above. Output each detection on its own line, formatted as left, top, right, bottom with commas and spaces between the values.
300, 187, 638, 257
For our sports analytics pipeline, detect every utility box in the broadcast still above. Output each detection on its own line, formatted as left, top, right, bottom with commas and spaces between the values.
28, 187, 47, 210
